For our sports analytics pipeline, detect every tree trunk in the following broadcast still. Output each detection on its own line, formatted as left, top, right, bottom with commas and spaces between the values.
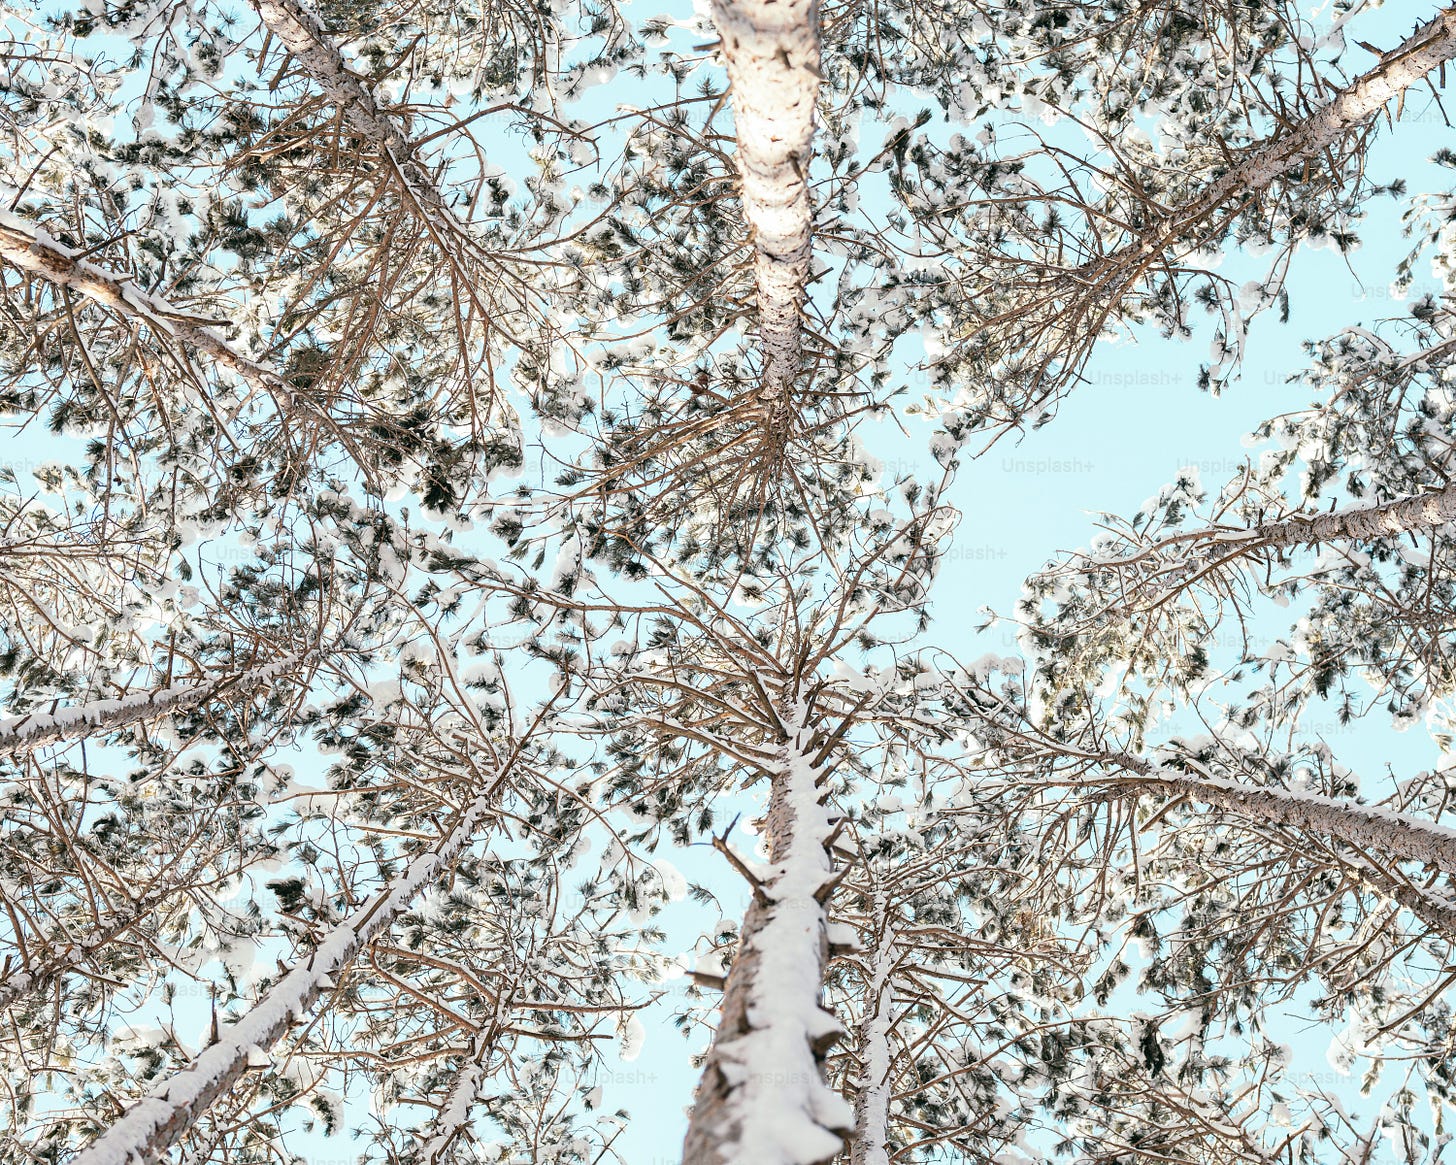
848, 885, 896, 1165
1105, 752, 1456, 877
680, 700, 851, 1165
710, 0, 821, 401
67, 772, 506, 1165
0, 654, 304, 757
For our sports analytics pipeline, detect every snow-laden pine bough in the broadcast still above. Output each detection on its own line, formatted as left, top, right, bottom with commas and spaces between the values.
246, 0, 491, 263
0, 213, 372, 470
1093, 750, 1456, 879
0, 652, 307, 758
246, 0, 541, 368
975, 3, 1456, 402
709, 0, 821, 407
0, 213, 291, 412
64, 741, 531, 1165
680, 697, 854, 1165
0, 893, 161, 1014
1032, 748, 1456, 936
1022, 469, 1456, 680
956, 685, 1456, 935
1066, 474, 1456, 605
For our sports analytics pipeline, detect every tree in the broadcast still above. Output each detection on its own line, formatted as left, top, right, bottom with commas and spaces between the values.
7, 0, 1456, 1161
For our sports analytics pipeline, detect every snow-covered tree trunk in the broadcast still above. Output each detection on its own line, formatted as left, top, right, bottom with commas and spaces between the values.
248, 0, 493, 263
1106, 753, 1456, 877
680, 699, 851, 1165
848, 885, 896, 1165
1083, 7, 1456, 290
1242, 480, 1456, 548
0, 654, 305, 757
67, 776, 502, 1165
710, 0, 821, 401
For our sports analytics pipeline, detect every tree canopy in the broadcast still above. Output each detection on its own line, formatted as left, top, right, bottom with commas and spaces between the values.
5, 0, 1456, 1162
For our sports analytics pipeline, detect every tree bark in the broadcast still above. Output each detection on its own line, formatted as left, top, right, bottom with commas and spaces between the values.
1105, 752, 1456, 878
848, 884, 895, 1165
0, 654, 305, 758
1064, 7, 1456, 313
680, 700, 851, 1165
66, 769, 508, 1165
710, 0, 821, 400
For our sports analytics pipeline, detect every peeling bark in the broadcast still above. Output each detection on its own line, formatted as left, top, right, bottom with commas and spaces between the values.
710, 0, 821, 400
0, 654, 305, 758
681, 701, 851, 1165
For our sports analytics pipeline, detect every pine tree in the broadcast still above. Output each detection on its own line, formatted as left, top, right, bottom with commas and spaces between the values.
9, 0, 1456, 1161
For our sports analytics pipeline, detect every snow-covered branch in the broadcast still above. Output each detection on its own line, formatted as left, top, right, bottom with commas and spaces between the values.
412, 1029, 496, 1165
1105, 752, 1456, 878
0, 897, 157, 1012
247, 0, 498, 271
1240, 479, 1456, 549
0, 654, 305, 757
0, 212, 287, 404
681, 699, 851, 1165
67, 773, 504, 1165
710, 0, 821, 400
1064, 8, 1456, 323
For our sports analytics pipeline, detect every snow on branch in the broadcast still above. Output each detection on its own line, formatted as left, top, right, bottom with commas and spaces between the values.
412, 1030, 495, 1165
1165, 7, 1456, 226
67, 772, 504, 1165
0, 212, 288, 405
710, 0, 821, 401
1058, 478, 1456, 618
1008, 6, 1456, 377
1104, 751, 1456, 879
247, 0, 501, 273
1341, 851, 1456, 936
1237, 480, 1456, 549
0, 898, 158, 1012
681, 700, 852, 1165
0, 654, 305, 758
